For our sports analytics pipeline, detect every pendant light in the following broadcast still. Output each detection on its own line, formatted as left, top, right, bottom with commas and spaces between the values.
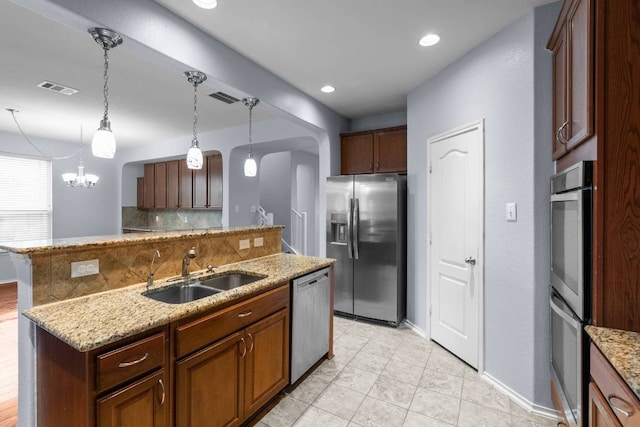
242, 97, 259, 177
184, 71, 207, 170
88, 28, 122, 159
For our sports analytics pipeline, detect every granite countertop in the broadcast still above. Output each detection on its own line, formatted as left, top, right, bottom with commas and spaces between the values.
586, 325, 640, 400
0, 225, 282, 255
24, 253, 334, 352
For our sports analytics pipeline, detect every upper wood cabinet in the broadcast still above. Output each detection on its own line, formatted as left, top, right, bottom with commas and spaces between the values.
193, 153, 223, 209
139, 153, 221, 210
548, 0, 594, 160
179, 160, 193, 209
341, 126, 407, 175
166, 160, 180, 209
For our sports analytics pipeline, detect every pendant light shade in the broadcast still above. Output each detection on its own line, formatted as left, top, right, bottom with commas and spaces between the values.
187, 143, 203, 169
244, 155, 257, 177
184, 71, 207, 170
91, 119, 116, 158
88, 28, 122, 159
242, 97, 260, 177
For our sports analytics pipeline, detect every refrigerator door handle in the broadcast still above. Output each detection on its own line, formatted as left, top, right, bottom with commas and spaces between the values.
353, 198, 360, 260
347, 198, 354, 259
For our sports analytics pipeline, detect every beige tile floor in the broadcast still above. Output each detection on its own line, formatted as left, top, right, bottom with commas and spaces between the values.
257, 316, 557, 427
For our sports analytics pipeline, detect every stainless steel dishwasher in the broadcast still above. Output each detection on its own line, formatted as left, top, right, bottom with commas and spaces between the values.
291, 267, 331, 384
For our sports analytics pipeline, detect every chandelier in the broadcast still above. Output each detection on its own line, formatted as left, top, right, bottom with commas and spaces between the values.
62, 162, 99, 188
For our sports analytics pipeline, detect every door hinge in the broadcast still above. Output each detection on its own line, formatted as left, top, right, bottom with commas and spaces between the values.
429, 232, 432, 246
429, 304, 432, 316
429, 163, 432, 174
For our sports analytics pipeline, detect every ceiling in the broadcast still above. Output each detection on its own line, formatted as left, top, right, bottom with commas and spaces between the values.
1, 0, 556, 150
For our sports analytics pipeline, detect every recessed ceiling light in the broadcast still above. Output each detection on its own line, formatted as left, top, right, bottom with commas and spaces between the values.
321, 85, 335, 93
193, 0, 217, 9
419, 33, 440, 47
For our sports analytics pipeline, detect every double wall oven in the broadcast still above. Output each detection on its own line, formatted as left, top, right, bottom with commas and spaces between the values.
549, 161, 593, 426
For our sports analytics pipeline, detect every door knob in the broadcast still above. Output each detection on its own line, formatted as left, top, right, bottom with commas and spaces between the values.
464, 256, 476, 265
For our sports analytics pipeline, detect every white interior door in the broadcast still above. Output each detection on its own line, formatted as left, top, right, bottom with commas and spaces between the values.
428, 120, 483, 369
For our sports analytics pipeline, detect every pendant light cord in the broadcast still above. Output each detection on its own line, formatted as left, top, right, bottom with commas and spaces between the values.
7, 109, 83, 160
192, 81, 198, 144
102, 46, 110, 121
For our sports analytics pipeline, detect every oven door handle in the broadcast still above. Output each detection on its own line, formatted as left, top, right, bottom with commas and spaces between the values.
551, 192, 580, 202
550, 294, 581, 329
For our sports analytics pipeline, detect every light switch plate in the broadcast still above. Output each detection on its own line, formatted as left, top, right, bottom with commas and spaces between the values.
254, 237, 264, 247
71, 259, 99, 278
239, 239, 251, 250
506, 202, 517, 221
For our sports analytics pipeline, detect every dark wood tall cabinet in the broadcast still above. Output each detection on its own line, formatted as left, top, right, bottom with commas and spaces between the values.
549, 0, 640, 331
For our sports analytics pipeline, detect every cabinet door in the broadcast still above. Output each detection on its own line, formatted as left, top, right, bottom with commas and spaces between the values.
551, 26, 569, 160
244, 308, 289, 416
143, 164, 155, 209
176, 331, 244, 427
166, 160, 180, 209
589, 382, 622, 427
179, 160, 193, 209
154, 163, 167, 209
374, 127, 406, 173
192, 161, 208, 209
341, 134, 374, 174
97, 370, 167, 427
208, 154, 223, 209
136, 177, 145, 209
566, 0, 594, 150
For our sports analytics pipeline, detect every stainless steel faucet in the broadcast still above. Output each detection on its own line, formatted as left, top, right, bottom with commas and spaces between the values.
147, 250, 161, 290
182, 247, 196, 277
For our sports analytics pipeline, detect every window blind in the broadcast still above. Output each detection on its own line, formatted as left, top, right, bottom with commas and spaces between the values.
0, 153, 52, 242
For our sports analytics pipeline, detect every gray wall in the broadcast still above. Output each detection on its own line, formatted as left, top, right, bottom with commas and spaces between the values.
349, 111, 407, 132
260, 152, 292, 242
292, 151, 319, 256
406, 3, 558, 409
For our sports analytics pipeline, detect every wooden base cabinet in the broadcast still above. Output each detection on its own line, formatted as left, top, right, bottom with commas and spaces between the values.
590, 344, 640, 427
97, 370, 168, 427
174, 285, 290, 427
176, 331, 245, 427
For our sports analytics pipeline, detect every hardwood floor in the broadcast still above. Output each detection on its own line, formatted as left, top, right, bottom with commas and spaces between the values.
0, 282, 17, 427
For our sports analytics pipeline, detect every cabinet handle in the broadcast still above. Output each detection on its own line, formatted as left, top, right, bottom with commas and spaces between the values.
118, 352, 149, 368
238, 311, 252, 318
557, 423, 567, 427
376, 161, 380, 170
158, 379, 165, 406
556, 121, 569, 146
247, 333, 254, 353
369, 162, 373, 171
240, 338, 247, 357
607, 394, 634, 417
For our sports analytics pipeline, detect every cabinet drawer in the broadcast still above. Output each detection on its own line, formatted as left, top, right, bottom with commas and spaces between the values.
96, 332, 166, 393
176, 285, 289, 359
590, 344, 640, 427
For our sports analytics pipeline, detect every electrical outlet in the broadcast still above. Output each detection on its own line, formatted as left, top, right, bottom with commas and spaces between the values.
254, 237, 264, 247
250, 205, 256, 213
155, 215, 159, 222
239, 239, 251, 250
234, 205, 240, 213
184, 216, 188, 223
71, 259, 99, 278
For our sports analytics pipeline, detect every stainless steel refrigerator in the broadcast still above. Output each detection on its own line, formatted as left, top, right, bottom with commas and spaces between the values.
326, 173, 406, 325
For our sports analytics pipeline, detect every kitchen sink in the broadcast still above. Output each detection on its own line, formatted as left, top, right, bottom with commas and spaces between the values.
199, 272, 264, 291
144, 283, 221, 304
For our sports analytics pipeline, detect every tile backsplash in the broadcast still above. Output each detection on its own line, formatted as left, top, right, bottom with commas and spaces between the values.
122, 206, 222, 230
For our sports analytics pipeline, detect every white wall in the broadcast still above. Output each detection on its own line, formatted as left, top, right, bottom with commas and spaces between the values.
406, 3, 558, 409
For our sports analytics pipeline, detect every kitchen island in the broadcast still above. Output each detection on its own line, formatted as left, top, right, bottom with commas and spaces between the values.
0, 226, 334, 426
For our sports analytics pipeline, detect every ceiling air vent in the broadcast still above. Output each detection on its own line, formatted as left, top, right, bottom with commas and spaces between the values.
36, 81, 79, 96
209, 91, 240, 104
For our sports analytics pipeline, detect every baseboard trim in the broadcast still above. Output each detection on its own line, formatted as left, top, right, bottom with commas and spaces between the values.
482, 371, 557, 419
403, 319, 427, 338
